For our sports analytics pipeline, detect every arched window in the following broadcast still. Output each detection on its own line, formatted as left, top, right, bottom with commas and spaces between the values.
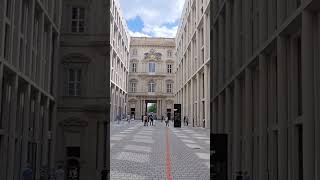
131, 63, 137, 72
148, 80, 156, 92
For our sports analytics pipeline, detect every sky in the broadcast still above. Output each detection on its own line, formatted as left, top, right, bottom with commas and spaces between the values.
119, 0, 185, 38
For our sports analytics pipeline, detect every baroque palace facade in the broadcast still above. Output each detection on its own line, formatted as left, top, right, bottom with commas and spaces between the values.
210, 0, 320, 180
56, 0, 110, 179
128, 37, 175, 120
0, 0, 61, 179
175, 0, 211, 128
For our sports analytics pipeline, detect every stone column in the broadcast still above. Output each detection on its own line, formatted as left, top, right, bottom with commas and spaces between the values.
233, 79, 241, 176
259, 55, 268, 180
196, 73, 200, 126
233, 0, 241, 69
204, 65, 209, 128
259, 0, 268, 44
245, 69, 253, 175
7, 75, 19, 180
225, 87, 232, 179
316, 12, 320, 180
22, 84, 31, 168
0, 64, 3, 124
218, 95, 224, 133
218, 15, 224, 88
302, 11, 315, 180
277, 36, 288, 180
225, 0, 231, 79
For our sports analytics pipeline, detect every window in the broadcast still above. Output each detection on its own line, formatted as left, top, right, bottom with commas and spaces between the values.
149, 62, 155, 73
148, 81, 156, 92
167, 50, 172, 57
130, 82, 136, 92
132, 63, 137, 72
71, 7, 85, 32
132, 49, 137, 55
167, 64, 172, 73
68, 69, 81, 96
167, 83, 172, 93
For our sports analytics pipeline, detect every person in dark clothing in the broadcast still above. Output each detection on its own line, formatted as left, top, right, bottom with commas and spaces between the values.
165, 116, 169, 127
22, 164, 33, 180
186, 116, 189, 126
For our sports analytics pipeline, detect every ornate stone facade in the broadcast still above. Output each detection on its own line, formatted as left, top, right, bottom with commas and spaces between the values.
128, 37, 175, 120
56, 0, 110, 179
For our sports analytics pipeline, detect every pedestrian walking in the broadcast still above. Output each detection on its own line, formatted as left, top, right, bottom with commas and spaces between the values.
150, 115, 154, 126
165, 116, 169, 127
161, 115, 164, 123
116, 114, 120, 124
235, 171, 243, 180
186, 116, 189, 126
55, 165, 65, 180
22, 164, 33, 180
144, 114, 148, 126
183, 116, 186, 126
127, 114, 130, 124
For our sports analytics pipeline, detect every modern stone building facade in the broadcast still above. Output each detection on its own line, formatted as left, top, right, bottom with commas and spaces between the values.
0, 0, 61, 179
56, 0, 110, 179
128, 37, 175, 120
110, 0, 130, 122
210, 0, 320, 180
175, 0, 211, 128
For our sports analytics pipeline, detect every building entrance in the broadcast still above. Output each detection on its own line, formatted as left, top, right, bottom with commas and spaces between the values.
145, 100, 157, 115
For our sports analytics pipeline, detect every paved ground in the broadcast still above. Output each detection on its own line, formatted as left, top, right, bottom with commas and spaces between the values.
110, 120, 210, 180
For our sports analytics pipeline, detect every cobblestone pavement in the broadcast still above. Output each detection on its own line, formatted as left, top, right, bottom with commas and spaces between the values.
110, 120, 210, 180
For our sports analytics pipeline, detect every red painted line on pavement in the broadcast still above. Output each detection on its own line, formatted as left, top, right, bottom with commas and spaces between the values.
166, 128, 173, 180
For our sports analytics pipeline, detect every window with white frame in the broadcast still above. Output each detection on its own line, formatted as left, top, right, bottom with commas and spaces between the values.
68, 69, 81, 96
148, 81, 156, 92
167, 64, 172, 73
71, 7, 85, 32
132, 63, 137, 72
167, 50, 172, 57
149, 62, 155, 73
167, 83, 172, 93
130, 82, 136, 92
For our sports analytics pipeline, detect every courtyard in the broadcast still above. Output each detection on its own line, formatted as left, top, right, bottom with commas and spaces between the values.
110, 120, 210, 180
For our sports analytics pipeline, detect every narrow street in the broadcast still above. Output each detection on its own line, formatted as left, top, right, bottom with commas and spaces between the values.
110, 120, 210, 180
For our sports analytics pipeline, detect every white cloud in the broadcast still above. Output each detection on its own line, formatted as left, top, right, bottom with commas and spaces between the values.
129, 30, 151, 37
142, 25, 178, 38
119, 0, 185, 37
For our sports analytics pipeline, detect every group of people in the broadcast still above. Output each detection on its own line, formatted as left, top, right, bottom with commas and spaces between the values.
23, 164, 65, 180
142, 113, 155, 126
142, 113, 171, 127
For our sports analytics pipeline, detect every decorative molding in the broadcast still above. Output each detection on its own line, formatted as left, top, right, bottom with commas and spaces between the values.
60, 117, 88, 127
144, 49, 162, 61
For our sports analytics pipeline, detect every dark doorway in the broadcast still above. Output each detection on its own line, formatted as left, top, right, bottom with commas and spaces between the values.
130, 108, 135, 118
67, 158, 80, 180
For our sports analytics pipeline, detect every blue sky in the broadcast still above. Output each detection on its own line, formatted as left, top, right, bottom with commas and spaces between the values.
119, 0, 185, 38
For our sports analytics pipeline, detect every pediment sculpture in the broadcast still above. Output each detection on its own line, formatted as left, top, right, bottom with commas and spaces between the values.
144, 49, 162, 61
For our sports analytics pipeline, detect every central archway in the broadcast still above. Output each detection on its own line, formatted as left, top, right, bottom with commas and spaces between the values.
145, 100, 157, 115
